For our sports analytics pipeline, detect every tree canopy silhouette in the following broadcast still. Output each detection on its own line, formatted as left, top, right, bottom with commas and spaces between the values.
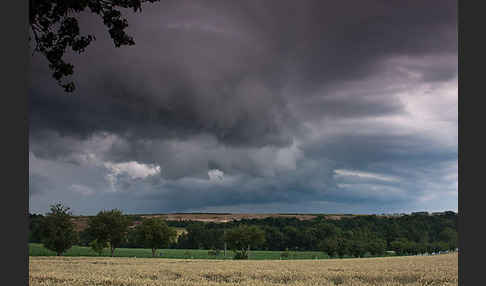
135, 218, 177, 257
40, 203, 78, 256
29, 0, 160, 92
86, 209, 131, 257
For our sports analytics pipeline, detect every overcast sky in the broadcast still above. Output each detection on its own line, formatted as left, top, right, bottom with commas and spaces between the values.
29, 0, 457, 215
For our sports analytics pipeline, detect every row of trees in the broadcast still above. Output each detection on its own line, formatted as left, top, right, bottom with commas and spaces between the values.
171, 221, 389, 258
31, 203, 267, 259
34, 203, 178, 257
30, 204, 458, 259
167, 215, 457, 257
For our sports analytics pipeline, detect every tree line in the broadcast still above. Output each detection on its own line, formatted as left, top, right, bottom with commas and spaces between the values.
29, 203, 457, 259
169, 213, 457, 258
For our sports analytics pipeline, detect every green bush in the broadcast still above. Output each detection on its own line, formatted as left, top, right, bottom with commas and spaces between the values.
89, 239, 107, 256
233, 251, 248, 260
208, 249, 221, 256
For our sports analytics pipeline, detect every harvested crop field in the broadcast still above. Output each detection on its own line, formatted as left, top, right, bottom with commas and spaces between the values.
29, 253, 457, 286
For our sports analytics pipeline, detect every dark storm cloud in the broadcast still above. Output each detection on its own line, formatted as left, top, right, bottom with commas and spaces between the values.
29, 1, 457, 214
219, 0, 458, 91
29, 174, 52, 196
302, 133, 458, 170
30, 0, 456, 147
94, 156, 424, 213
101, 160, 337, 212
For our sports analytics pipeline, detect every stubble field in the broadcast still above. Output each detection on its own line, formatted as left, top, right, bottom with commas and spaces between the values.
29, 253, 457, 286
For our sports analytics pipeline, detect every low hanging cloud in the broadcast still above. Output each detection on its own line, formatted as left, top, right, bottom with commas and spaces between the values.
333, 169, 401, 183
208, 169, 224, 181
104, 161, 161, 180
104, 161, 161, 191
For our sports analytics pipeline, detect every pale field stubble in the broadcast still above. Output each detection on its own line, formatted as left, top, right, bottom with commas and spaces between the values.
29, 253, 457, 286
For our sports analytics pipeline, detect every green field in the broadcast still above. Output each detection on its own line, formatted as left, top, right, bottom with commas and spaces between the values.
29, 243, 333, 260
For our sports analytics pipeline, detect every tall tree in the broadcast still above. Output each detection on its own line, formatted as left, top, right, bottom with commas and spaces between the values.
224, 225, 265, 259
40, 203, 78, 256
29, 0, 160, 92
86, 209, 130, 257
135, 218, 177, 257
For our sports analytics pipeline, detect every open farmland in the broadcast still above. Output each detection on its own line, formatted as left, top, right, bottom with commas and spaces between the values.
29, 253, 457, 286
29, 243, 331, 260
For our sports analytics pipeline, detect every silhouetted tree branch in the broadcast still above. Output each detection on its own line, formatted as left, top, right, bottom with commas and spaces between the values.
29, 0, 160, 92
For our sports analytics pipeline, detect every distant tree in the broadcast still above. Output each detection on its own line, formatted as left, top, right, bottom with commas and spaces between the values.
40, 203, 78, 256
89, 238, 107, 256
438, 227, 457, 251
263, 226, 285, 251
86, 209, 130, 257
315, 222, 341, 239
29, 0, 160, 92
183, 222, 206, 249
367, 238, 386, 256
282, 226, 299, 250
349, 239, 367, 258
300, 227, 318, 250
315, 223, 342, 257
318, 237, 339, 257
121, 228, 140, 248
77, 229, 90, 246
384, 222, 403, 246
224, 225, 265, 259
205, 228, 225, 250
174, 222, 225, 250
135, 218, 177, 257
336, 238, 351, 258
390, 238, 411, 256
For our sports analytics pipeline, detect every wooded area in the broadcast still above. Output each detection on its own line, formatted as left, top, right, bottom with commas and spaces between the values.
29, 207, 457, 259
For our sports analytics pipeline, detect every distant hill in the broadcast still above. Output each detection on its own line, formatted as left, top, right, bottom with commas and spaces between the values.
68, 211, 453, 232
69, 213, 342, 232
